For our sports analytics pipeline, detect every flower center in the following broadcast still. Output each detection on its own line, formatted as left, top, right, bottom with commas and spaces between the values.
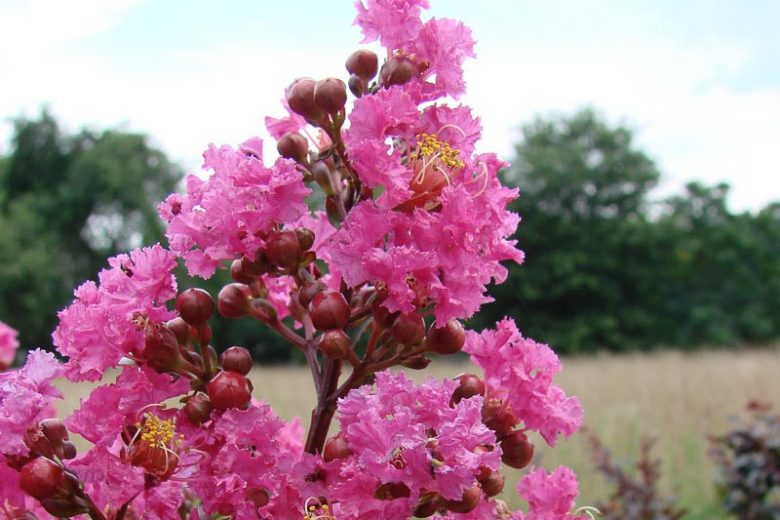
127, 413, 181, 480
396, 133, 464, 212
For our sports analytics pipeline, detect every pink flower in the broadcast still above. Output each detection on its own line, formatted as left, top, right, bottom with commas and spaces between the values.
159, 137, 310, 278
0, 349, 62, 457
354, 0, 430, 50
52, 244, 178, 381
515, 466, 588, 520
0, 320, 19, 369
464, 319, 583, 446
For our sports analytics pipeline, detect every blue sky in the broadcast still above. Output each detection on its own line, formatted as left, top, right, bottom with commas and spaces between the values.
1, 0, 778, 211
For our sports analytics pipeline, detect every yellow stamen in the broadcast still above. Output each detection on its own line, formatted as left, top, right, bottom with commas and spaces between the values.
139, 413, 178, 449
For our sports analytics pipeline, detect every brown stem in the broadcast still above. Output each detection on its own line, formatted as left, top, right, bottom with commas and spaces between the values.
268, 320, 306, 351
304, 358, 342, 454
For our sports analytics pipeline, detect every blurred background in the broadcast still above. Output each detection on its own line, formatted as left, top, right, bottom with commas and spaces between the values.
1, 1, 778, 518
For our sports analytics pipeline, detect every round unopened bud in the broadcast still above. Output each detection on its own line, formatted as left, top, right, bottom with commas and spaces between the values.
277, 132, 309, 163
246, 487, 270, 508
391, 313, 425, 345
20, 458, 66, 500
298, 281, 327, 308
309, 291, 350, 330
221, 346, 252, 375
317, 329, 351, 360
249, 298, 278, 323
380, 56, 418, 87
346, 49, 378, 79
61, 442, 77, 460
144, 325, 183, 372
295, 227, 315, 252
451, 373, 485, 405
230, 259, 255, 284
176, 288, 214, 326
265, 230, 302, 270
287, 78, 323, 121
477, 469, 505, 497
413, 492, 443, 518
500, 430, 534, 469
323, 435, 351, 462
401, 355, 431, 370
348, 75, 364, 97
206, 371, 253, 410
425, 320, 465, 355
314, 78, 347, 114
217, 283, 252, 318
185, 392, 213, 424
444, 483, 481, 513
375, 482, 411, 500
371, 303, 397, 329
165, 317, 191, 345
481, 398, 518, 437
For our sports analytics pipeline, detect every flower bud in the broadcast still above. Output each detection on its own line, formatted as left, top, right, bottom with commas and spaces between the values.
19, 457, 67, 501
317, 329, 351, 360
298, 281, 327, 308
477, 469, 505, 497
287, 78, 323, 122
323, 434, 351, 462
295, 227, 315, 252
314, 78, 347, 114
309, 291, 350, 330
372, 303, 398, 329
401, 355, 431, 370
481, 398, 517, 438
443, 483, 481, 513
500, 430, 534, 469
380, 56, 418, 87
391, 313, 425, 345
277, 132, 309, 163
425, 320, 465, 355
375, 482, 411, 500
184, 392, 213, 424
249, 298, 278, 323
310, 161, 334, 195
165, 317, 192, 345
348, 75, 364, 97
176, 288, 214, 326
265, 230, 302, 270
246, 487, 270, 508
144, 325, 183, 372
217, 283, 252, 318
413, 492, 443, 518
61, 442, 77, 460
207, 370, 253, 410
451, 373, 485, 405
346, 49, 378, 79
221, 346, 253, 375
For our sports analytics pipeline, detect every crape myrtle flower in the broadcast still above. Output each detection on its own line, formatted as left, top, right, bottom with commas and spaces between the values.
513, 466, 590, 520
0, 320, 19, 370
53, 244, 178, 381
159, 137, 310, 279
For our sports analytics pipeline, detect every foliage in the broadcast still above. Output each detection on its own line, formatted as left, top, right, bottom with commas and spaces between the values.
709, 402, 780, 519
585, 429, 686, 519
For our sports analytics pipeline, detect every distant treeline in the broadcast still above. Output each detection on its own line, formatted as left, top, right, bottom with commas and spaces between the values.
1, 110, 777, 361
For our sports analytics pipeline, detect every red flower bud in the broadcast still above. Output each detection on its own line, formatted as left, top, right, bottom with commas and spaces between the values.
298, 281, 327, 308
221, 346, 252, 375
265, 230, 302, 270
346, 49, 378, 80
317, 329, 351, 360
217, 283, 252, 318
323, 434, 352, 462
24, 419, 69, 460
425, 320, 465, 355
249, 298, 278, 323
246, 487, 270, 508
380, 56, 418, 87
184, 392, 213, 424
500, 430, 534, 469
310, 161, 334, 195
375, 482, 411, 500
372, 303, 398, 328
481, 398, 518, 438
443, 483, 481, 513
309, 291, 350, 330
401, 355, 431, 370
165, 317, 192, 345
477, 469, 505, 497
451, 373, 485, 405
144, 325, 183, 372
314, 78, 347, 114
61, 442, 77, 460
391, 313, 425, 345
20, 457, 66, 500
277, 132, 309, 163
295, 227, 315, 252
286, 78, 323, 122
348, 75, 364, 97
207, 370, 252, 410
176, 288, 214, 326
413, 492, 443, 518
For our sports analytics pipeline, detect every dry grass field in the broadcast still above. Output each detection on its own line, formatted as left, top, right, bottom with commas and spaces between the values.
56, 347, 780, 519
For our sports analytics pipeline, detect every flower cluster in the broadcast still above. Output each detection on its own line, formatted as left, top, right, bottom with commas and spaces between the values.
1, 1, 586, 519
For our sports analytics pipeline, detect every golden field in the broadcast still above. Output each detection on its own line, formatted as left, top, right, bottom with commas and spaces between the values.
56, 347, 780, 519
